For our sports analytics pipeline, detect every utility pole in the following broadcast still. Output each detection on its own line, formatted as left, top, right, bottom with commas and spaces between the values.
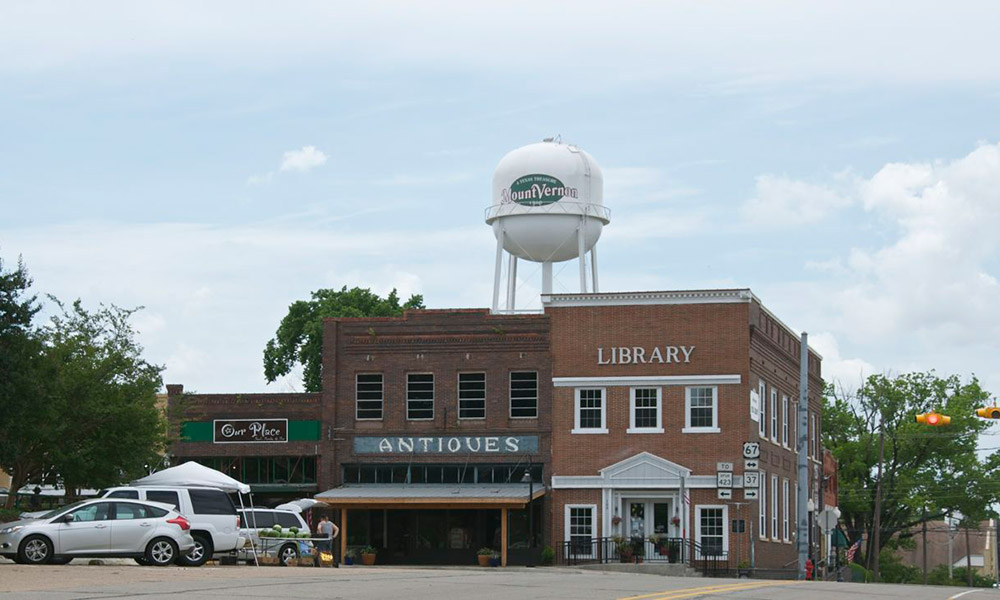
948, 516, 955, 580
871, 413, 885, 582
966, 523, 973, 587
922, 508, 928, 585
796, 332, 810, 580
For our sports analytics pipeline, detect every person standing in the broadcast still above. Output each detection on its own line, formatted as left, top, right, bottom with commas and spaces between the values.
317, 514, 340, 567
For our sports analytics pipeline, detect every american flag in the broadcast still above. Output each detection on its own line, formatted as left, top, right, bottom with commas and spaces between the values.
845, 539, 862, 563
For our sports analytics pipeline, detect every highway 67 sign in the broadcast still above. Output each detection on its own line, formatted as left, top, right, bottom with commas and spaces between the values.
742, 442, 760, 459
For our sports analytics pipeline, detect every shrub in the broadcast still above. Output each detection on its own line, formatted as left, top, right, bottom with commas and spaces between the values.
848, 562, 872, 583
360, 545, 377, 555
478, 547, 495, 556
540, 546, 555, 565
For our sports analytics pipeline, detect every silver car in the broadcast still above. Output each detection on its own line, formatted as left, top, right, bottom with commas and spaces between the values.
0, 498, 195, 566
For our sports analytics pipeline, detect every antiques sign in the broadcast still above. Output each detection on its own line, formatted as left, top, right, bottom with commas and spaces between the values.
214, 419, 288, 443
354, 435, 539, 455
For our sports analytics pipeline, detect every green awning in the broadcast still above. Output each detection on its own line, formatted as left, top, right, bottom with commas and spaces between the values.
832, 528, 849, 547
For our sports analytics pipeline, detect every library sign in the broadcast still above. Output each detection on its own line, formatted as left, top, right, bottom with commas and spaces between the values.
355, 435, 538, 455
213, 419, 288, 443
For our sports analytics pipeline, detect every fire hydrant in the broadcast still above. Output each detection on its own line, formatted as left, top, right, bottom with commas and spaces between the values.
805, 558, 814, 580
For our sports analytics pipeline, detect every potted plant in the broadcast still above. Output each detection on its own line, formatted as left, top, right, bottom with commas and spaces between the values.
613, 536, 633, 563
477, 547, 494, 567
344, 548, 356, 566
666, 539, 681, 564
611, 515, 623, 527
671, 515, 681, 528
360, 545, 377, 566
649, 533, 667, 555
489, 552, 501, 567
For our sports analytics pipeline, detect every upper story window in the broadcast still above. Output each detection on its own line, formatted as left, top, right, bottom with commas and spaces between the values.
781, 395, 789, 447
573, 388, 607, 434
458, 373, 486, 419
770, 388, 778, 443
684, 386, 719, 433
356, 373, 384, 420
407, 373, 434, 420
510, 371, 538, 419
810, 412, 817, 458
628, 387, 663, 433
758, 380, 767, 438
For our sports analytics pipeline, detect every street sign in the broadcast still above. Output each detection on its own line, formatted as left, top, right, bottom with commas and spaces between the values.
742, 442, 760, 459
717, 462, 734, 472
750, 390, 760, 423
743, 471, 760, 489
716, 471, 733, 488
732, 519, 745, 533
744, 488, 759, 500
732, 475, 744, 489
744, 458, 760, 471
718, 488, 733, 500
818, 508, 841, 534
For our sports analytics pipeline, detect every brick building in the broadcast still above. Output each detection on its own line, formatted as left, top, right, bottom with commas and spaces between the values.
167, 289, 824, 569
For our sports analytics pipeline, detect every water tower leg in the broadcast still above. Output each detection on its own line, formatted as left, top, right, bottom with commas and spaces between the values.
577, 221, 588, 293
542, 262, 552, 295
506, 255, 518, 311
492, 233, 504, 313
590, 245, 599, 293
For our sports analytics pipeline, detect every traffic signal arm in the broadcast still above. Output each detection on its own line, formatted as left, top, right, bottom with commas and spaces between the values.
916, 412, 950, 426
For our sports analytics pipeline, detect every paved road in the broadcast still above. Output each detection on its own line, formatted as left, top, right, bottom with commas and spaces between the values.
0, 560, 994, 600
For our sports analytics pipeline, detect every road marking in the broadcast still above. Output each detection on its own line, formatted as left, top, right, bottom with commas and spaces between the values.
619, 580, 802, 600
948, 591, 984, 600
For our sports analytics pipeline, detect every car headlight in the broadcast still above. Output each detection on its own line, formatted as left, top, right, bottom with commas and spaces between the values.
0, 525, 24, 535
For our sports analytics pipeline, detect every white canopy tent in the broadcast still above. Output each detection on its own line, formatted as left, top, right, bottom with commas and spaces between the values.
132, 461, 260, 565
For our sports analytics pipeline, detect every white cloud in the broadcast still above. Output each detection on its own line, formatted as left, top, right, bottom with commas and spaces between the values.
246, 172, 274, 186
807, 331, 874, 390
742, 175, 852, 227
279, 145, 328, 173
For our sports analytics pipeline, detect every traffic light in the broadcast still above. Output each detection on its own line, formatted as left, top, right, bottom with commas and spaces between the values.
915, 412, 951, 426
976, 406, 1000, 419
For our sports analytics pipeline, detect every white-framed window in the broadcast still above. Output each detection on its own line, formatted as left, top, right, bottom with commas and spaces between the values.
628, 387, 663, 433
792, 401, 798, 450
458, 372, 486, 420
782, 395, 789, 448
759, 469, 767, 540
770, 388, 778, 443
771, 475, 779, 540
573, 388, 607, 434
782, 478, 790, 542
683, 386, 719, 433
758, 380, 767, 438
510, 371, 538, 418
695, 505, 728, 558
355, 373, 383, 420
810, 413, 817, 459
406, 373, 434, 420
565, 504, 597, 558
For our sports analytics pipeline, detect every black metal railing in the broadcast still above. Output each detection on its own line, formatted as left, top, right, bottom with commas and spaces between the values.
557, 537, 729, 576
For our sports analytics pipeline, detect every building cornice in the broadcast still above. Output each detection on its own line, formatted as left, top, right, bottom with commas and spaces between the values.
553, 375, 742, 388
541, 289, 755, 308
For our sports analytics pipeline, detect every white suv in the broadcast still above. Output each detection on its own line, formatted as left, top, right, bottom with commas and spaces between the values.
237, 508, 312, 566
98, 486, 242, 566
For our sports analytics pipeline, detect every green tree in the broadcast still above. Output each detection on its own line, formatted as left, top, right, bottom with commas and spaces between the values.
0, 255, 165, 508
824, 372, 1000, 569
263, 286, 424, 392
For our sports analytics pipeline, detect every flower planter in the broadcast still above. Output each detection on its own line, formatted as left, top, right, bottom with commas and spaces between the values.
344, 556, 354, 565
478, 554, 491, 567
361, 553, 376, 566
489, 557, 500, 567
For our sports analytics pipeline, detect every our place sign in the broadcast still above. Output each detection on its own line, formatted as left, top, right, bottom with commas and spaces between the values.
354, 435, 539, 455
213, 419, 288, 443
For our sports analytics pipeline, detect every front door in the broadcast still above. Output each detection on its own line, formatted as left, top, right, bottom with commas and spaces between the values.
624, 500, 675, 538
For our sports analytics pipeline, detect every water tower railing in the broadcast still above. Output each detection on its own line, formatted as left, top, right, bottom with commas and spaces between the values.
484, 202, 611, 223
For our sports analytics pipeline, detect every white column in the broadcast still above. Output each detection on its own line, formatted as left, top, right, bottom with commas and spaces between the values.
578, 219, 587, 293
506, 254, 518, 311
542, 261, 552, 295
590, 244, 599, 293
492, 232, 504, 313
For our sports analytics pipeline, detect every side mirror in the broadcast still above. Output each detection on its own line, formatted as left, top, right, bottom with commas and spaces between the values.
59, 513, 75, 523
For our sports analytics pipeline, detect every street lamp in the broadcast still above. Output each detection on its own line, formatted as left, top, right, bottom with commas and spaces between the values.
807, 498, 816, 565
521, 464, 535, 567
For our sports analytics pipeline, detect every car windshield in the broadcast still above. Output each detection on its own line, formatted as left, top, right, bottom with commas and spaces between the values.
39, 500, 89, 520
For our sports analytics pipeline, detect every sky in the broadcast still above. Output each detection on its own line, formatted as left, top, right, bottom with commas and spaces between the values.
2, 1, 1000, 398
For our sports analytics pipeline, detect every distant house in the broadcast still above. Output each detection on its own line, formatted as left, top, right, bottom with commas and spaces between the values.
898, 518, 996, 579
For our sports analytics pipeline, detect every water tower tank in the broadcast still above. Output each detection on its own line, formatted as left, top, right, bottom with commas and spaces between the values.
486, 141, 609, 263
485, 140, 610, 311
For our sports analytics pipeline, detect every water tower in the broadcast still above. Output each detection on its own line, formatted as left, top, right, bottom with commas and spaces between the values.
485, 139, 610, 312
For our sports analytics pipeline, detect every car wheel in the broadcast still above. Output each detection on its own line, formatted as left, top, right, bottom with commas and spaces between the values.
176, 534, 211, 567
135, 557, 151, 566
49, 556, 73, 565
278, 544, 299, 566
18, 535, 53, 565
146, 537, 179, 567
992, 410, 1000, 419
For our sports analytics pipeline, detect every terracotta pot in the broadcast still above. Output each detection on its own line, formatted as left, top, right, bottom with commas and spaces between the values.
361, 553, 376, 566
478, 554, 491, 567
